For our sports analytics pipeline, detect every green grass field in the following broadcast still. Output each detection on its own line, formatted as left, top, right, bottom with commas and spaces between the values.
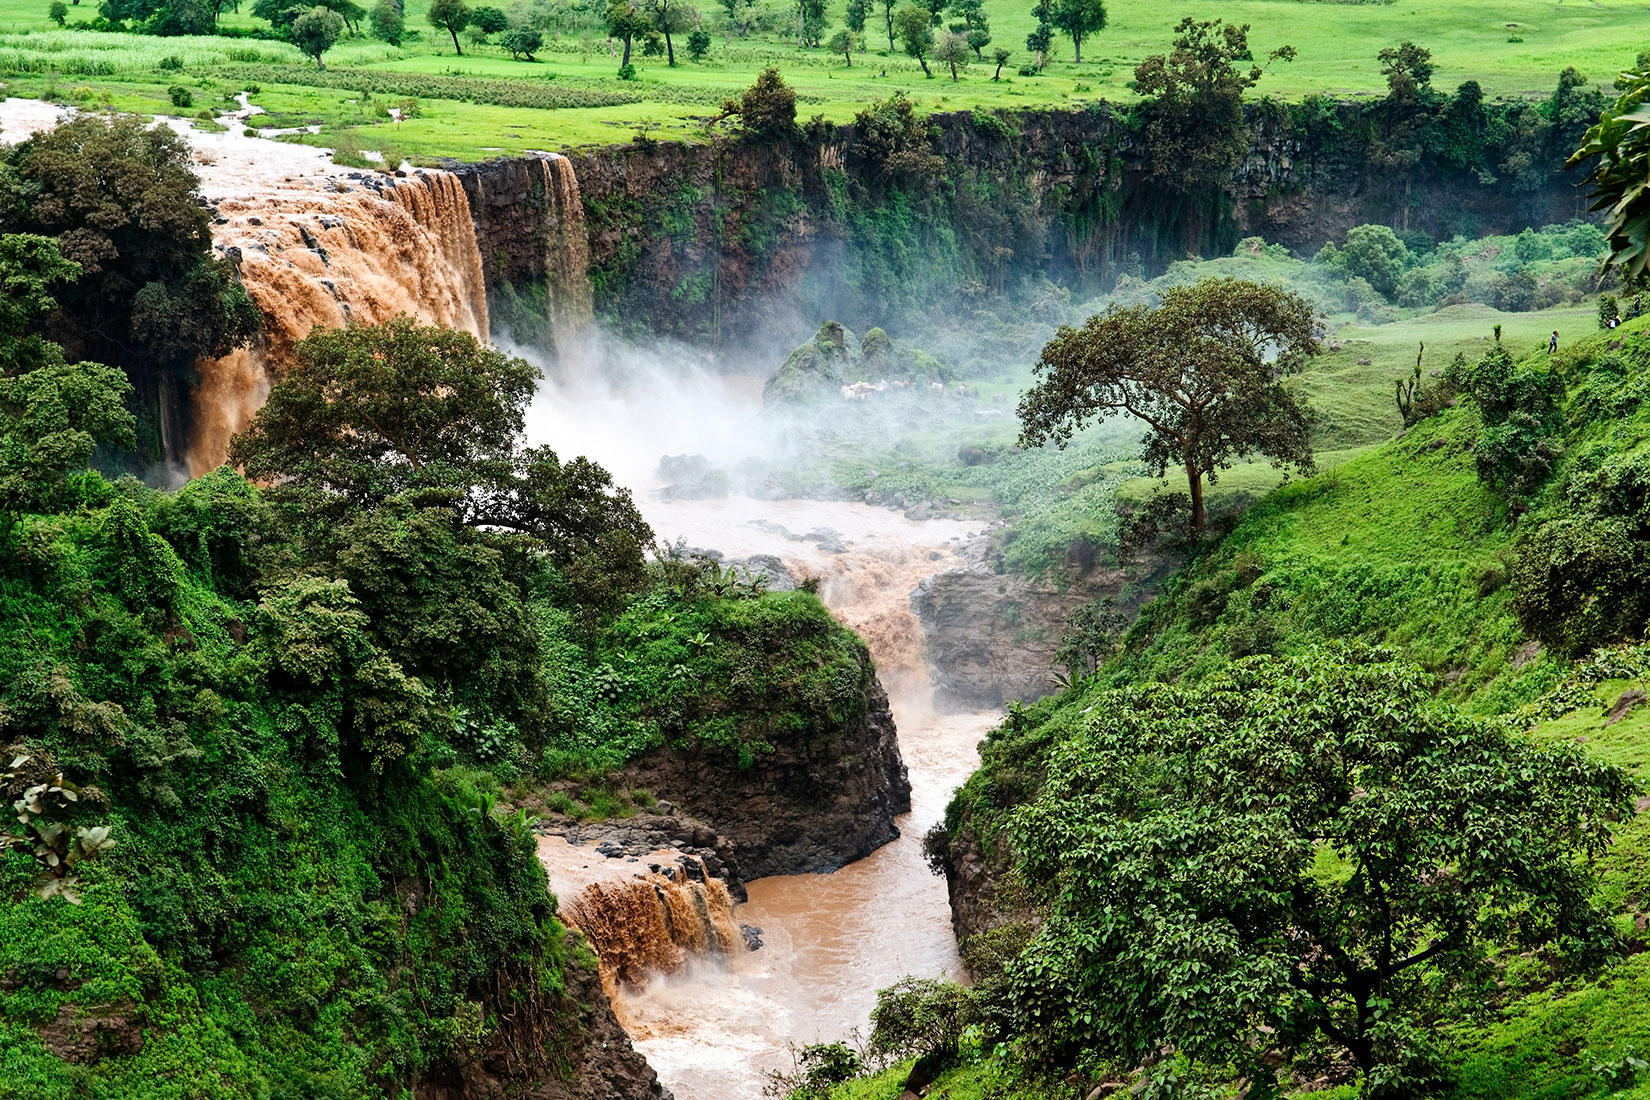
0, 0, 1643, 157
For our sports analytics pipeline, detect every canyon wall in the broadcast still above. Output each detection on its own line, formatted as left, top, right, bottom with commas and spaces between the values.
454, 100, 1589, 352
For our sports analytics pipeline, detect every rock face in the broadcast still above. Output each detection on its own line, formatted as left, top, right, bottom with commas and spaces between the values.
913, 536, 1167, 710
934, 823, 1021, 945
542, 812, 749, 901
413, 949, 667, 1100
619, 677, 910, 879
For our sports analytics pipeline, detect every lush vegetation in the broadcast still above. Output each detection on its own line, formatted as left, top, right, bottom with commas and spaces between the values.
0, 282, 880, 1091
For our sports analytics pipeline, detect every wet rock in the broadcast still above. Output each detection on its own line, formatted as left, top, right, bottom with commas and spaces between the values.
740, 924, 764, 951
805, 527, 847, 554
722, 554, 796, 591
543, 813, 748, 900
619, 671, 910, 878
35, 1002, 144, 1063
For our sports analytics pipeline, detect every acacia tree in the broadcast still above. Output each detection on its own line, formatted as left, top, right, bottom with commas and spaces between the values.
1048, 0, 1101, 64
1131, 18, 1294, 193
1018, 278, 1318, 533
1008, 648, 1633, 1095
1569, 63, 1650, 280
425, 0, 470, 52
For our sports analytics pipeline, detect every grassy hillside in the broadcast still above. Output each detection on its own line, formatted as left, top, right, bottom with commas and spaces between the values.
0, 0, 1640, 156
894, 311, 1650, 1100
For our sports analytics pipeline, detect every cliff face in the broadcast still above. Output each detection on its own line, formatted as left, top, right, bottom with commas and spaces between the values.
454, 101, 1587, 351
617, 672, 911, 879
414, 949, 667, 1100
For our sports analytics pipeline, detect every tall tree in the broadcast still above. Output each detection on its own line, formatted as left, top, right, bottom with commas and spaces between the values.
0, 115, 258, 461
877, 0, 896, 51
796, 0, 825, 46
425, 0, 470, 52
893, 4, 933, 76
1569, 63, 1650, 280
1130, 18, 1294, 193
289, 5, 344, 68
1018, 277, 1319, 532
843, 0, 866, 32
1008, 648, 1633, 1093
948, 0, 987, 57
1048, 0, 1100, 63
644, 0, 690, 63
1024, 0, 1051, 70
604, 0, 646, 65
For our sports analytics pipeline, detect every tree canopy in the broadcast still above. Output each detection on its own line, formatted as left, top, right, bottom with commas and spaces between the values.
1008, 648, 1635, 1096
1131, 19, 1294, 193
1018, 277, 1318, 532
1568, 62, 1650, 281
0, 115, 259, 435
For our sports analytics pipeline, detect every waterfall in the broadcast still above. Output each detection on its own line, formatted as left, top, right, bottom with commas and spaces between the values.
561, 860, 744, 993
187, 169, 490, 475
537, 153, 594, 358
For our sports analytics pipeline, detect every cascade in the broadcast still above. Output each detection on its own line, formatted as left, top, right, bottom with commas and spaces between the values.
558, 858, 743, 994
187, 169, 491, 474
537, 153, 595, 356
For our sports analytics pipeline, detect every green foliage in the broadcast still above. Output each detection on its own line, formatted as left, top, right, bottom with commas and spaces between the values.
868, 976, 976, 1064
1339, 224, 1410, 299
1130, 18, 1293, 194
289, 5, 344, 68
425, 0, 469, 52
726, 66, 797, 139
1007, 648, 1633, 1091
0, 115, 259, 427
368, 0, 402, 42
1446, 341, 1564, 497
1019, 277, 1319, 532
1568, 63, 1650, 281
686, 25, 709, 60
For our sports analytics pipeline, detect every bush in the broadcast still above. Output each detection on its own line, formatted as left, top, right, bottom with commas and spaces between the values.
166, 84, 192, 108
1341, 223, 1409, 299
500, 28, 540, 59
1513, 516, 1650, 656
686, 26, 710, 60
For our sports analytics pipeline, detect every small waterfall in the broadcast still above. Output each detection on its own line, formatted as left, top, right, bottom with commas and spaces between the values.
537, 153, 594, 358
187, 169, 490, 475
561, 860, 743, 993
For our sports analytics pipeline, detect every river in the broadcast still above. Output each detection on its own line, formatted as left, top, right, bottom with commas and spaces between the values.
528, 365, 1000, 1099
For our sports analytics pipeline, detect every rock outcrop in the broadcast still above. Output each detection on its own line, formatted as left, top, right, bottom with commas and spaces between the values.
619, 676, 910, 879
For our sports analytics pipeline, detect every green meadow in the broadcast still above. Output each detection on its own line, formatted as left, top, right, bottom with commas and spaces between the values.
0, 0, 1643, 157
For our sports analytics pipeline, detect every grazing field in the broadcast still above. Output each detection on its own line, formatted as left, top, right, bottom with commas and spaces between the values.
0, 0, 1642, 157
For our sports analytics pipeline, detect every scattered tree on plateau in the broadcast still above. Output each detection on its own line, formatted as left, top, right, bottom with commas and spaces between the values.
426, 0, 470, 53
1048, 0, 1102, 64
1018, 277, 1319, 533
289, 5, 344, 68
1131, 18, 1295, 193
894, 4, 934, 77
1569, 61, 1650, 280
1009, 648, 1635, 1097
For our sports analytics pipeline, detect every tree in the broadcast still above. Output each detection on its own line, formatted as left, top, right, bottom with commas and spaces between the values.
828, 27, 857, 66
1018, 277, 1319, 533
48, 1, 67, 23
795, 0, 824, 47
877, 0, 895, 50
426, 0, 470, 53
1048, 0, 1100, 64
893, 4, 933, 77
501, 26, 541, 56
0, 235, 135, 536
368, 0, 402, 41
1378, 39, 1434, 105
1568, 64, 1650, 280
289, 6, 343, 68
1024, 0, 1051, 70
467, 2, 506, 33
716, 0, 754, 36
229, 315, 537, 509
1339, 223, 1409, 299
843, 0, 866, 32
948, 0, 986, 57
1007, 648, 1633, 1094
0, 115, 259, 458
685, 26, 708, 59
604, 0, 647, 66
991, 45, 1009, 80
644, 0, 692, 64
934, 29, 968, 81
1131, 18, 1294, 193
719, 67, 797, 140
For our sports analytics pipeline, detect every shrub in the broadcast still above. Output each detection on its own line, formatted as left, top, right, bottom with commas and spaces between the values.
166, 83, 192, 108
500, 28, 541, 59
1513, 516, 1650, 656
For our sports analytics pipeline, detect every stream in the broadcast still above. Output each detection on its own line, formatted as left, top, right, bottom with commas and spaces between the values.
527, 366, 1001, 1099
